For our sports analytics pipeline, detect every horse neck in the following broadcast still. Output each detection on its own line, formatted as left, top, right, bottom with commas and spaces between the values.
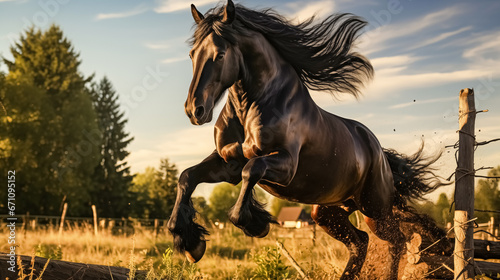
230, 31, 297, 106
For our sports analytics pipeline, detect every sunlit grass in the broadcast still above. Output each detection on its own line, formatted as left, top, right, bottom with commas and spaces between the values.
0, 221, 391, 279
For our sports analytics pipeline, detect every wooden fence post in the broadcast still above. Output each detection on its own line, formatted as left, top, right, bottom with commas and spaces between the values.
490, 217, 495, 241
58, 203, 68, 238
154, 219, 159, 239
454, 88, 476, 280
92, 205, 98, 236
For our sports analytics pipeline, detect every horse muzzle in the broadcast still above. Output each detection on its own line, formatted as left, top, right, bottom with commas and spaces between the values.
186, 104, 213, 125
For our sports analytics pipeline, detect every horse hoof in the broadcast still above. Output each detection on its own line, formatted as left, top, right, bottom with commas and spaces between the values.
185, 240, 206, 263
256, 223, 270, 238
244, 223, 270, 238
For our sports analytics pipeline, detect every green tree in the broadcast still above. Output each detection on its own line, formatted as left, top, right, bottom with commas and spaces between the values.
0, 25, 99, 216
155, 158, 178, 218
435, 193, 451, 227
192, 196, 209, 223
4, 25, 88, 98
129, 158, 178, 219
411, 192, 452, 228
208, 183, 242, 222
475, 166, 500, 223
89, 77, 133, 218
129, 167, 156, 218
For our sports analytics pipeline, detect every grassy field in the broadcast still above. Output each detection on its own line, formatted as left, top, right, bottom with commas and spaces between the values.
1, 220, 394, 279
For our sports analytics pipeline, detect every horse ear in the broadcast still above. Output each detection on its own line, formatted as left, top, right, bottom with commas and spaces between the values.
191, 4, 204, 24
222, 0, 235, 24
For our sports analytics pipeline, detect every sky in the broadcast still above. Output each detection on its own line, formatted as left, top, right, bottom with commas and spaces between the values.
1, 0, 499, 201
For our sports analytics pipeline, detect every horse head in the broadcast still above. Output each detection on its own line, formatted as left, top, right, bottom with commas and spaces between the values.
185, 0, 241, 125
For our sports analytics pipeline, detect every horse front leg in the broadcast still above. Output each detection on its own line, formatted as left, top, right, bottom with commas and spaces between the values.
167, 151, 242, 263
229, 150, 296, 237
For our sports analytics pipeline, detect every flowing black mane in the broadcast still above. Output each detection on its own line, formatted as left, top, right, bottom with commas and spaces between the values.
190, 4, 374, 97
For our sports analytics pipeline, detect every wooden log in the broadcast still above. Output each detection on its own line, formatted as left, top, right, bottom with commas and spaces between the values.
403, 255, 500, 279
406, 233, 454, 264
407, 233, 500, 262
454, 88, 476, 280
0, 254, 146, 280
471, 239, 500, 260
404, 232, 500, 279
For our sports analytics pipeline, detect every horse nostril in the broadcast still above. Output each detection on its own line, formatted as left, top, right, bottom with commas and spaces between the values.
195, 106, 205, 119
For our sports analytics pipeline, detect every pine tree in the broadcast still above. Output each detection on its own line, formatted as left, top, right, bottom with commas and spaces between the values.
4, 25, 88, 98
90, 77, 133, 218
1, 25, 99, 216
154, 158, 178, 218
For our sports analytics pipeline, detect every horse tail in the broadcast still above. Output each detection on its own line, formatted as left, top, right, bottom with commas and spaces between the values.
384, 143, 451, 240
384, 143, 447, 209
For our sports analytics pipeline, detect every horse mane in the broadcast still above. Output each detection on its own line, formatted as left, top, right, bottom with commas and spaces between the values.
190, 3, 374, 98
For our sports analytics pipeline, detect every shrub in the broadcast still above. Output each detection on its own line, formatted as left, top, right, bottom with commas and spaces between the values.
252, 246, 290, 280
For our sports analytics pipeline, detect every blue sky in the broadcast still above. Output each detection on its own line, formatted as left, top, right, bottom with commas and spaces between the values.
1, 0, 499, 200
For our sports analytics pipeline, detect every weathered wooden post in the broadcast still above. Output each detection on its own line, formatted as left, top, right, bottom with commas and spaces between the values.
454, 88, 476, 279
92, 205, 98, 236
58, 203, 68, 237
154, 219, 159, 242
490, 217, 495, 241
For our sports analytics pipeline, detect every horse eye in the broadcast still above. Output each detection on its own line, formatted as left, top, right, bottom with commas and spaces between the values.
216, 53, 225, 61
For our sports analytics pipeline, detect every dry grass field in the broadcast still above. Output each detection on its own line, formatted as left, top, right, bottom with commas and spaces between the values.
0, 220, 398, 279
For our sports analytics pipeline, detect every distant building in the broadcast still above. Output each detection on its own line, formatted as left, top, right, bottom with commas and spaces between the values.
276, 207, 314, 228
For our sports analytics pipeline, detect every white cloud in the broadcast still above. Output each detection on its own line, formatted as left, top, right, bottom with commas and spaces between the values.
155, 0, 218, 14
367, 69, 490, 97
370, 55, 420, 69
144, 35, 191, 51
129, 125, 214, 174
312, 48, 491, 106
409, 26, 472, 51
360, 6, 464, 55
285, 0, 336, 22
95, 5, 148, 20
463, 31, 500, 60
162, 56, 189, 64
144, 42, 170, 50
390, 96, 456, 109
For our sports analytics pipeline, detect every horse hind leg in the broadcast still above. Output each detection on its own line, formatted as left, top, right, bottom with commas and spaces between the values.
364, 212, 405, 280
311, 203, 369, 280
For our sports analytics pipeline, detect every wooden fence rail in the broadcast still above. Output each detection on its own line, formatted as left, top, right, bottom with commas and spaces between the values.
0, 214, 170, 234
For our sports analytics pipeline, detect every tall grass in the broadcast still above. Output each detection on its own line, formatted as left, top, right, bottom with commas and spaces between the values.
1, 221, 391, 279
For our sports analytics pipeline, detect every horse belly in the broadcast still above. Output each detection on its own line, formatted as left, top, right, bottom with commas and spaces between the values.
259, 155, 361, 205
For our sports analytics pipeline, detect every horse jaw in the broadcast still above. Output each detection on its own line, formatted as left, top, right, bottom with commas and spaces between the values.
185, 240, 206, 263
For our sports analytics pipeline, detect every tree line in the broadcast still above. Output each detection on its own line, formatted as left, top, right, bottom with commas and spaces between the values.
0, 25, 136, 218
1, 25, 499, 225
413, 167, 500, 226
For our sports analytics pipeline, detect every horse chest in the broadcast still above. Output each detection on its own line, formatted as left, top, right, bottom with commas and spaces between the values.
217, 104, 282, 162
218, 123, 267, 161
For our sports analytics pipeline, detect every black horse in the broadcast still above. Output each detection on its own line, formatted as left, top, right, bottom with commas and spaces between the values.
167, 1, 445, 279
